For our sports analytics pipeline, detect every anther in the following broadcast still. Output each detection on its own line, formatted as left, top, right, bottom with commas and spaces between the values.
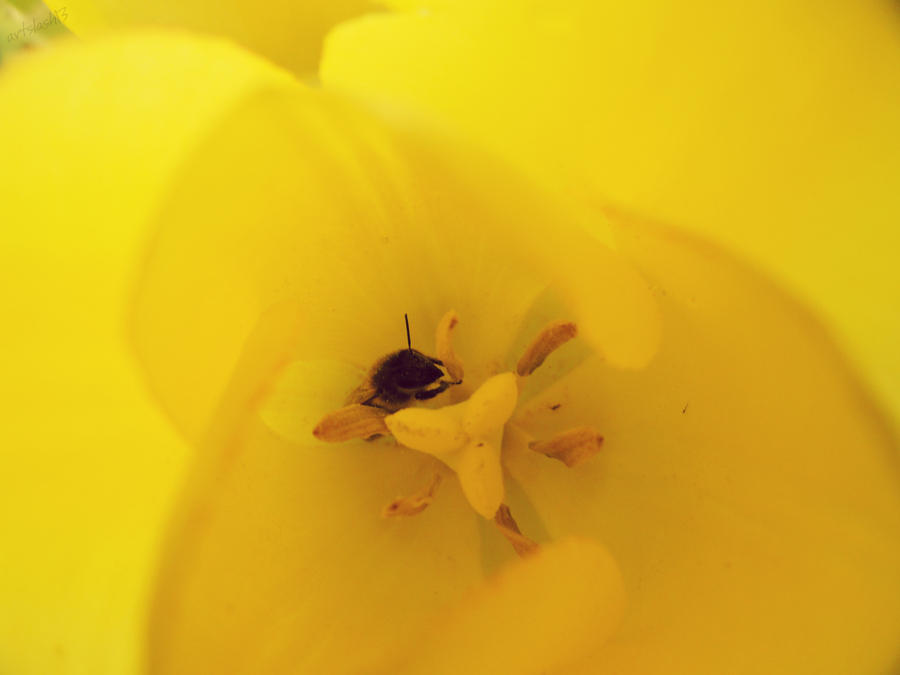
313, 404, 389, 442
529, 427, 604, 467
516, 320, 578, 376
494, 504, 539, 557
435, 309, 464, 382
383, 473, 443, 517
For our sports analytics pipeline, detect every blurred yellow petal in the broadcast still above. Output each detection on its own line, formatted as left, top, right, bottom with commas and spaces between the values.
0, 30, 305, 444
0, 31, 312, 674
391, 537, 626, 674
0, 229, 189, 675
321, 0, 900, 427
506, 212, 900, 674
60, 0, 377, 75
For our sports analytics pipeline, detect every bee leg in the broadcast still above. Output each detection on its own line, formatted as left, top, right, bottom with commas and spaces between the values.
359, 392, 380, 406
414, 380, 453, 400
363, 388, 411, 413
428, 356, 463, 385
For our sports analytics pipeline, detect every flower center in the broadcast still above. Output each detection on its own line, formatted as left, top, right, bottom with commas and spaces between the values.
313, 311, 604, 556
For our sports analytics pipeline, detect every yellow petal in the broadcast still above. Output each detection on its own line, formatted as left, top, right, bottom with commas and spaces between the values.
321, 1, 900, 428
0, 236, 189, 675
59, 0, 375, 75
391, 537, 626, 674
0, 31, 306, 674
0, 29, 300, 443
506, 212, 900, 673
0, 30, 295, 251
131, 83, 660, 447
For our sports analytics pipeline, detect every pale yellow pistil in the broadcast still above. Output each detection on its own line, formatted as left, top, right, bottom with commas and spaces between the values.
385, 372, 518, 519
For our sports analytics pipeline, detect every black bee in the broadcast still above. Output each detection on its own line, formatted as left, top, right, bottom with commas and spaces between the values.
347, 315, 461, 412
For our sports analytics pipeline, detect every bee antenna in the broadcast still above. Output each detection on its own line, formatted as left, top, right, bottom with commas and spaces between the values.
404, 313, 412, 351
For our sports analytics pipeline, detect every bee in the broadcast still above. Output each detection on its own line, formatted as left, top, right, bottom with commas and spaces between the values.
347, 315, 461, 412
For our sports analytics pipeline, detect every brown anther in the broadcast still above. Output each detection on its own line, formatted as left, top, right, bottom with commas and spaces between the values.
382, 473, 443, 517
435, 310, 464, 382
529, 427, 604, 467
516, 320, 577, 376
494, 504, 540, 558
313, 404, 389, 442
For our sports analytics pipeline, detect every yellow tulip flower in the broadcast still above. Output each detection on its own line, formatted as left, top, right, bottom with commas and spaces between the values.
0, 4, 898, 675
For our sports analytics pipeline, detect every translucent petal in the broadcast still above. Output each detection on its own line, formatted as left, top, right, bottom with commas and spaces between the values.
391, 537, 626, 674
506, 213, 900, 673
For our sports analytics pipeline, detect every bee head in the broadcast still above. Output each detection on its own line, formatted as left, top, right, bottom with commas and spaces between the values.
390, 349, 444, 389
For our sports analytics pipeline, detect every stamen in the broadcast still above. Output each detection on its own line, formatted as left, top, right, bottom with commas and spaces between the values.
494, 504, 539, 557
516, 320, 578, 376
529, 427, 604, 467
435, 310, 464, 382
383, 473, 443, 517
313, 404, 389, 442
